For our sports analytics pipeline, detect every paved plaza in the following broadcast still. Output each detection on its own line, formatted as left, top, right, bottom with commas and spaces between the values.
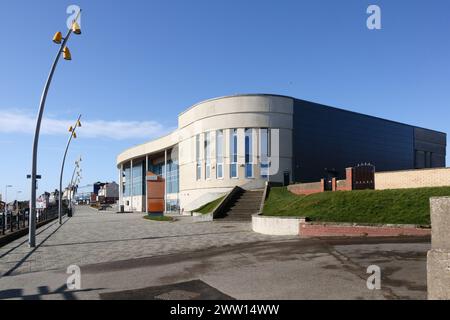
0, 206, 286, 276
0, 206, 430, 300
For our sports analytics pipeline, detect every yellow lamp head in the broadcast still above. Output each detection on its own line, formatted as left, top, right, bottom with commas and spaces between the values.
63, 47, 72, 60
53, 31, 63, 44
68, 126, 73, 132
73, 132, 77, 139
72, 21, 81, 35
76, 120, 82, 127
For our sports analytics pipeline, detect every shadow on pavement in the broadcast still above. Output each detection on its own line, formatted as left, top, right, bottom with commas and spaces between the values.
0, 284, 103, 300
99, 279, 234, 300
1, 218, 70, 277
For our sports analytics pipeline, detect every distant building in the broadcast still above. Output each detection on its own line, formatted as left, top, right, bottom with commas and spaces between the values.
97, 182, 119, 204
49, 190, 58, 205
93, 182, 106, 195
36, 192, 50, 210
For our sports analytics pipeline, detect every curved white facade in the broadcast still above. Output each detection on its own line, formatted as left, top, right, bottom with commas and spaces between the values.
117, 94, 294, 212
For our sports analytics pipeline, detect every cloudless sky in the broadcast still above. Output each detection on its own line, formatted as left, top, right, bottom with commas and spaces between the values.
0, 0, 449, 201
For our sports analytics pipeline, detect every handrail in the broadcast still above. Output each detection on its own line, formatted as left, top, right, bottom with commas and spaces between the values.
258, 181, 270, 215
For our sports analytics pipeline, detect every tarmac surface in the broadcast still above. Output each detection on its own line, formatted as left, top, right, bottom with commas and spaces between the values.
0, 206, 430, 300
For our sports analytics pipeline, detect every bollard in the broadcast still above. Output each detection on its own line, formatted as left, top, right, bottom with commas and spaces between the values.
427, 196, 450, 299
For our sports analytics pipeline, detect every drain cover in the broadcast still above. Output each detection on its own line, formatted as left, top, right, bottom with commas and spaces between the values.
99, 279, 234, 300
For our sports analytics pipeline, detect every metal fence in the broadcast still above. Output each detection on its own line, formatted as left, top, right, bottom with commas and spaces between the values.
352, 163, 375, 190
0, 205, 62, 237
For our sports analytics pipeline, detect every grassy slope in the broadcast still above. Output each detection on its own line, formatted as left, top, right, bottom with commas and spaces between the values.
193, 196, 225, 214
143, 215, 174, 222
263, 186, 450, 225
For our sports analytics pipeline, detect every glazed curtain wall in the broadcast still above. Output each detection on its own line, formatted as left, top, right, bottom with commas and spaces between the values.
123, 161, 145, 197
147, 158, 179, 194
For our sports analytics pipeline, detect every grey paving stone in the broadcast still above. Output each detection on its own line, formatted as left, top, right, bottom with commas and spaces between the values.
0, 206, 292, 276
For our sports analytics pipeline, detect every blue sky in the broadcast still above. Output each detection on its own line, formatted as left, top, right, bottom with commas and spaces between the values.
0, 0, 449, 201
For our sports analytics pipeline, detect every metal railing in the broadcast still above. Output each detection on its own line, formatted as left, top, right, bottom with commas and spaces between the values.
0, 205, 63, 237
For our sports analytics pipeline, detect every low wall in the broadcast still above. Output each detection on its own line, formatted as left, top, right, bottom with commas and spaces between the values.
300, 222, 430, 238
335, 179, 351, 191
192, 212, 213, 222
252, 215, 305, 235
288, 180, 324, 195
253, 216, 432, 237
375, 167, 450, 190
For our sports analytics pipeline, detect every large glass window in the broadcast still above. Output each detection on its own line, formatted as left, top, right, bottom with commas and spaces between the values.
132, 161, 144, 196
123, 165, 131, 196
205, 132, 211, 179
166, 159, 179, 194
230, 129, 238, 178
196, 134, 201, 180
147, 154, 179, 195
166, 199, 180, 213
216, 130, 224, 178
260, 128, 271, 178
245, 128, 253, 178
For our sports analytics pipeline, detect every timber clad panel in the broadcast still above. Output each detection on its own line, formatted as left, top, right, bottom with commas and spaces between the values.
146, 172, 165, 213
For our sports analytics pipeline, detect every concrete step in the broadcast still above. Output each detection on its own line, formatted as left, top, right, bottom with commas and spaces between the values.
226, 214, 256, 219
221, 189, 264, 221
226, 217, 252, 220
230, 205, 260, 210
233, 200, 260, 206
239, 193, 263, 197
237, 199, 261, 203
236, 196, 261, 200
227, 210, 257, 215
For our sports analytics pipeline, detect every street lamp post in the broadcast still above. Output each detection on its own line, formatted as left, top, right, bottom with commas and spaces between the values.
29, 11, 82, 247
71, 173, 82, 208
5, 185, 13, 207
58, 115, 82, 224
4, 185, 12, 228
68, 157, 81, 212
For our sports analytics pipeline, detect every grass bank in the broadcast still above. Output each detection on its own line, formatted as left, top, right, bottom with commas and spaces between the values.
263, 186, 450, 225
193, 196, 225, 214
143, 215, 174, 222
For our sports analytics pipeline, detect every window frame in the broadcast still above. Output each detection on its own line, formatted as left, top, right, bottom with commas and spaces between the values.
216, 130, 224, 179
230, 129, 238, 179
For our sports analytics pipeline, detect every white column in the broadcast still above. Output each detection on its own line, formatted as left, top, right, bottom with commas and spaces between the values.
119, 163, 123, 206
130, 159, 133, 211
145, 155, 148, 213
164, 149, 167, 213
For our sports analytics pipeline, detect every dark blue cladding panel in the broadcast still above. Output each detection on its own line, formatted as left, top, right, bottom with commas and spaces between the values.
292, 100, 415, 182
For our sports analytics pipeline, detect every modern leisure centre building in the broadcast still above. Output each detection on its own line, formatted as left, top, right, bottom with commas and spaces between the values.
116, 94, 446, 213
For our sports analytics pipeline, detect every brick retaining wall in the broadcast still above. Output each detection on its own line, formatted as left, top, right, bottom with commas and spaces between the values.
288, 180, 324, 195
375, 167, 450, 190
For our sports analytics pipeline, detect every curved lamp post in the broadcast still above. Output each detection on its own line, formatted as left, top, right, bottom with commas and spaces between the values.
58, 115, 82, 224
71, 174, 82, 206
68, 158, 82, 211
69, 158, 81, 196
4, 185, 13, 207
29, 11, 82, 247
